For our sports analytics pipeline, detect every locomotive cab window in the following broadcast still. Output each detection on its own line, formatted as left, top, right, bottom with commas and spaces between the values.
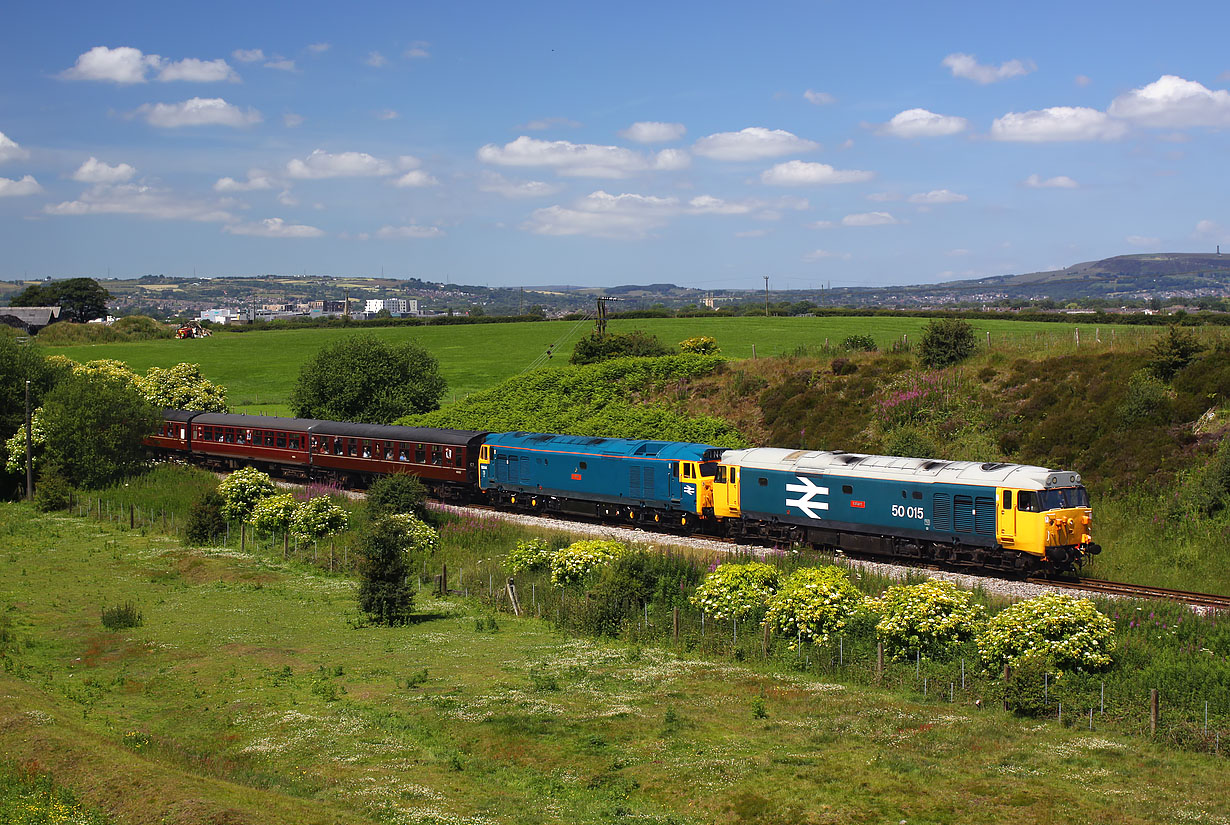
1017, 491, 1035, 512
682, 463, 694, 480
699, 462, 717, 477
1002, 490, 1013, 509
714, 465, 726, 483
480, 445, 490, 461
842, 484, 853, 495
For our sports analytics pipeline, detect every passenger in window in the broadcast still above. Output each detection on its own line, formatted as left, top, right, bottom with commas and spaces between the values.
399, 448, 408, 461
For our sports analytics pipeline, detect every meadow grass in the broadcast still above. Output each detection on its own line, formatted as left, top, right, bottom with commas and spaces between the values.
44, 316, 1168, 416
2, 503, 1227, 825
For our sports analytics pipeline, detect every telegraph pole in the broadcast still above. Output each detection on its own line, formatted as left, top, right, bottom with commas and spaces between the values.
25, 380, 33, 500
763, 276, 770, 317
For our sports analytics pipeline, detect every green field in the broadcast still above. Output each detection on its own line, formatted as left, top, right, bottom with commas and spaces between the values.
2, 503, 1227, 825
46, 316, 1161, 416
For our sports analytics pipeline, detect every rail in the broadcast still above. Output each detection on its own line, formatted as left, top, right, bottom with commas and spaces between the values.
1027, 576, 1230, 610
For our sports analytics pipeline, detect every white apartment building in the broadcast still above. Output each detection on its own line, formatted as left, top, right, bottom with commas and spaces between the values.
364, 298, 418, 315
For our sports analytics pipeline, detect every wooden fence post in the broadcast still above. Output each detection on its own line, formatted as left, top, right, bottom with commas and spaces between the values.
506, 578, 521, 617
440, 563, 448, 596
876, 642, 884, 684
1003, 664, 1012, 711
1150, 689, 1159, 736
762, 621, 771, 657
672, 606, 679, 641
129, 503, 135, 529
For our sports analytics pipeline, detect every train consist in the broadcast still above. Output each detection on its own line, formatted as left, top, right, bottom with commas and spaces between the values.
150, 410, 1100, 575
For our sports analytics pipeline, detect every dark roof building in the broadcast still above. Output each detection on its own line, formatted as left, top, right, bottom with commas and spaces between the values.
0, 306, 61, 334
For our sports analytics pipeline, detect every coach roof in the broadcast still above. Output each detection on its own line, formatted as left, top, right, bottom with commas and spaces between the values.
188, 412, 486, 445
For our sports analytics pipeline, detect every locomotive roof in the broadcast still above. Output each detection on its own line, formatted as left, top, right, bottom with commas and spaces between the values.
186, 411, 487, 445
487, 431, 716, 460
721, 447, 1081, 490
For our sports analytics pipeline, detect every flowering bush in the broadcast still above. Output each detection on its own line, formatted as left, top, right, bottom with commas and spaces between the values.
137, 362, 229, 412
506, 538, 553, 574
867, 579, 986, 660
249, 493, 299, 536
764, 566, 864, 645
381, 513, 438, 555
291, 496, 351, 542
977, 593, 1115, 673
690, 561, 779, 621
3, 410, 45, 474
874, 371, 960, 428
679, 336, 720, 355
217, 467, 276, 522
549, 539, 628, 587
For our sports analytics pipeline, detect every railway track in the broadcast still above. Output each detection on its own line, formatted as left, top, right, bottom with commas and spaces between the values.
1027, 576, 1230, 610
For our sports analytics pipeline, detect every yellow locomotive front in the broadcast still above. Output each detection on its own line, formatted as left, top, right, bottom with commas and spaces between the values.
996, 471, 1100, 571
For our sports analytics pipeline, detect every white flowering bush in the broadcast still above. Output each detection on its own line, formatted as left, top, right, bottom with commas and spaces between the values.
217, 467, 276, 522
549, 540, 628, 587
679, 336, 720, 355
690, 561, 779, 621
291, 496, 351, 542
4, 410, 45, 474
138, 363, 229, 412
507, 538, 553, 574
764, 566, 865, 646
248, 493, 299, 536
977, 593, 1115, 673
381, 513, 438, 555
867, 579, 986, 660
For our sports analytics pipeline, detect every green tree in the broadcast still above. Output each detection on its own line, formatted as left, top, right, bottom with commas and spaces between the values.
11, 278, 111, 322
366, 473, 427, 518
290, 334, 446, 424
357, 514, 438, 625
217, 467, 275, 551
250, 492, 301, 557
1146, 325, 1206, 382
185, 489, 227, 545
570, 330, 672, 365
38, 370, 159, 488
137, 363, 229, 412
918, 318, 976, 369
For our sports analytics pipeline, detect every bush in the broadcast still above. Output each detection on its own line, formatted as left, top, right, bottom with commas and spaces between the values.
764, 566, 864, 646
506, 538, 553, 574
1117, 370, 1173, 427
843, 334, 877, 352
570, 330, 672, 365
679, 336, 720, 355
249, 493, 299, 537
1000, 650, 1056, 716
33, 471, 73, 512
830, 358, 857, 376
1146, 325, 1206, 381
291, 495, 350, 542
918, 318, 976, 369
867, 579, 985, 660
366, 473, 427, 518
357, 516, 428, 625
549, 539, 628, 587
977, 593, 1114, 673
573, 550, 703, 636
690, 561, 778, 621
185, 489, 227, 544
101, 601, 143, 630
217, 467, 275, 522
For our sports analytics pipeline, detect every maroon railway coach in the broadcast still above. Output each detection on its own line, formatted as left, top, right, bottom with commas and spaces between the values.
149, 410, 488, 499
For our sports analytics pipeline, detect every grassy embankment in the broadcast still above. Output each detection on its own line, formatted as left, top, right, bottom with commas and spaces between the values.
2, 496, 1229, 825
45, 316, 1162, 416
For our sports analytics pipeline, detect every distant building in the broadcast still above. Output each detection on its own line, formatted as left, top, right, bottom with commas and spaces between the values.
364, 298, 418, 315
309, 300, 348, 313
0, 306, 61, 334
199, 308, 240, 324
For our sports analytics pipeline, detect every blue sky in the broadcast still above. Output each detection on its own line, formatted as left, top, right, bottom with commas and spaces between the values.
2, 0, 1229, 289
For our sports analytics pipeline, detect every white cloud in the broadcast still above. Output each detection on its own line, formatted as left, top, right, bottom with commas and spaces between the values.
0, 175, 42, 197
286, 149, 394, 179
44, 183, 234, 222
803, 249, 848, 261
878, 108, 968, 138
404, 41, 431, 59
264, 58, 297, 72
277, 190, 298, 207
392, 170, 439, 187
137, 97, 262, 128
803, 90, 835, 105
232, 49, 264, 63
1023, 174, 1079, 189
693, 127, 819, 161
1075, 74, 1092, 87
842, 211, 898, 226
364, 51, 388, 67
478, 136, 675, 178
907, 189, 967, 204
760, 160, 873, 186
1126, 234, 1160, 247
941, 53, 1035, 84
811, 220, 835, 229
376, 224, 443, 238
72, 157, 136, 184
523, 189, 797, 238
991, 107, 1125, 141
376, 109, 399, 120
213, 169, 274, 192
0, 132, 30, 164
283, 113, 304, 128
1108, 75, 1230, 128
619, 121, 686, 143
1193, 219, 1229, 242
224, 217, 324, 238
686, 195, 753, 215
61, 46, 162, 84
157, 58, 238, 83
307, 43, 331, 54
653, 148, 691, 171
478, 172, 562, 198
521, 116, 581, 131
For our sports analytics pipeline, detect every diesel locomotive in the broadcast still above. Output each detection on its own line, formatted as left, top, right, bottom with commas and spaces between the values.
149, 410, 1100, 575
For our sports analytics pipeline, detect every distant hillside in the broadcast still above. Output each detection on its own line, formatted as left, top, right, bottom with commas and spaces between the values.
935, 253, 1230, 300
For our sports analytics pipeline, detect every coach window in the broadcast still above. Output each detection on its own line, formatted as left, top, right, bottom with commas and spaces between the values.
415, 444, 426, 463
432, 445, 442, 465
348, 439, 358, 457
289, 435, 300, 450
1002, 490, 1013, 510
399, 444, 409, 461
842, 484, 853, 494
217, 429, 225, 442
224, 429, 235, 443
334, 438, 344, 456
201, 426, 211, 440
236, 431, 246, 445
362, 440, 372, 458
276, 432, 287, 449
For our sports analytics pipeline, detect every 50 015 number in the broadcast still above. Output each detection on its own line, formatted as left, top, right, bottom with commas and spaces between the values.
891, 505, 924, 519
